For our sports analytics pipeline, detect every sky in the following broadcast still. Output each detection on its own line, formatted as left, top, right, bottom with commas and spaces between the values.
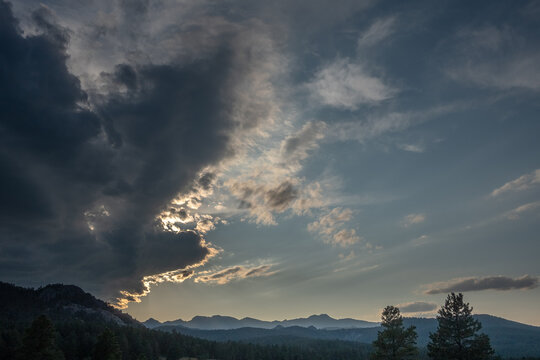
1, 0, 539, 325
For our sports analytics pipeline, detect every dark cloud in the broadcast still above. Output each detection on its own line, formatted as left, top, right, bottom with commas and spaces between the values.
113, 64, 138, 91
265, 181, 298, 211
0, 1, 103, 223
424, 275, 539, 295
171, 208, 189, 220
398, 301, 437, 313
230, 180, 299, 219
136, 231, 209, 278
0, 0, 248, 301
238, 200, 252, 209
281, 121, 326, 159
120, 0, 150, 17
198, 172, 216, 190
31, 5, 70, 46
250, 0, 373, 39
118, 0, 150, 46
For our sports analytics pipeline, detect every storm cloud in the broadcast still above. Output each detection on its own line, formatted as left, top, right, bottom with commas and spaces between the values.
0, 0, 278, 302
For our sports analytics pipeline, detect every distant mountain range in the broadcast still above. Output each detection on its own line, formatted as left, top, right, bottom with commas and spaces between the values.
143, 313, 378, 330
147, 314, 540, 358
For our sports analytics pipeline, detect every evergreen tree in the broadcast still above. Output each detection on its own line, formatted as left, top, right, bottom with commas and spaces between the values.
371, 305, 418, 360
428, 293, 495, 360
17, 315, 64, 360
92, 328, 122, 360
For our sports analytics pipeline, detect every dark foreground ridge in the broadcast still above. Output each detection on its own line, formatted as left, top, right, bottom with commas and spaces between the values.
1, 281, 540, 359
0, 281, 138, 327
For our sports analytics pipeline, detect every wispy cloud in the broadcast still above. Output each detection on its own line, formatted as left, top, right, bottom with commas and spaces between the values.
491, 169, 540, 197
398, 144, 425, 153
357, 17, 396, 49
281, 121, 327, 163
325, 104, 460, 143
307, 58, 395, 110
505, 201, 540, 220
194, 264, 276, 285
338, 250, 356, 262
447, 25, 540, 91
403, 213, 426, 227
424, 275, 539, 294
308, 207, 353, 235
410, 234, 430, 247
332, 229, 362, 247
307, 16, 398, 111
308, 207, 367, 248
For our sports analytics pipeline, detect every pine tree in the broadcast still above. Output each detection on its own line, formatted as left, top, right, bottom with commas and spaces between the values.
371, 305, 418, 360
92, 328, 122, 360
428, 293, 495, 360
17, 315, 64, 360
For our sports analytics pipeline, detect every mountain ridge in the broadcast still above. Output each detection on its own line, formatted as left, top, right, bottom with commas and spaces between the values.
143, 312, 540, 331
143, 313, 379, 330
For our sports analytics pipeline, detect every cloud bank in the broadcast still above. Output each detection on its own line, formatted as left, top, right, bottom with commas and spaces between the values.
424, 275, 539, 294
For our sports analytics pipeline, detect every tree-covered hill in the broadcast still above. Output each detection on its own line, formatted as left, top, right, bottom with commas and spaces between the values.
0, 282, 372, 360
0, 281, 138, 328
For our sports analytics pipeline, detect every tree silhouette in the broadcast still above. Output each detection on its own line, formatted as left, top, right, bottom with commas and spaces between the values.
18, 315, 64, 360
428, 293, 495, 360
371, 305, 418, 360
92, 328, 122, 360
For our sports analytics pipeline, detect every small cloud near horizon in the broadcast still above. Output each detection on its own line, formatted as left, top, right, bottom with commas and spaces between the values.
397, 301, 438, 313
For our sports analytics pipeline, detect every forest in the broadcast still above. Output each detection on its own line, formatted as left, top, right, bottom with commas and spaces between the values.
1, 282, 539, 360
